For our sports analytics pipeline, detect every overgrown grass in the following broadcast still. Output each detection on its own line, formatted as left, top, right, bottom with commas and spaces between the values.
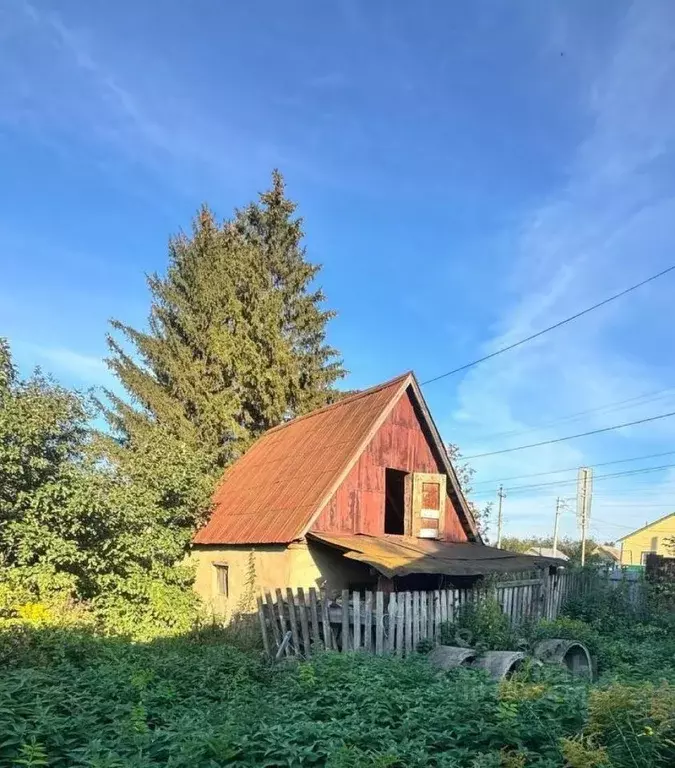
1, 578, 674, 767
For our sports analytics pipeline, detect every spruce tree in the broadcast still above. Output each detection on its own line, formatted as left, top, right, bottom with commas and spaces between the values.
104, 172, 344, 467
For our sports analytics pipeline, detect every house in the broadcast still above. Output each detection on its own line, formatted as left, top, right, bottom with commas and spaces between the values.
617, 512, 675, 567
591, 544, 621, 565
526, 546, 569, 561
191, 372, 563, 615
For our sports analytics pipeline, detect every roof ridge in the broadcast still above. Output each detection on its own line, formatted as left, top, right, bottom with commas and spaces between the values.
615, 510, 675, 541
265, 371, 413, 435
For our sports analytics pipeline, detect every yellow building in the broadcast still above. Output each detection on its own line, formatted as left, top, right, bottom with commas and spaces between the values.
617, 512, 675, 567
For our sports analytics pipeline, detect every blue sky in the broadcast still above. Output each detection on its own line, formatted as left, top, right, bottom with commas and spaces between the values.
2, 0, 675, 546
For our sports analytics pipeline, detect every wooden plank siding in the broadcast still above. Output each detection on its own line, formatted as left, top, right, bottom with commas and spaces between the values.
310, 390, 468, 541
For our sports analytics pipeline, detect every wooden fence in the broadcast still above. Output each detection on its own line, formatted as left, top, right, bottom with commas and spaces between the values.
257, 570, 579, 658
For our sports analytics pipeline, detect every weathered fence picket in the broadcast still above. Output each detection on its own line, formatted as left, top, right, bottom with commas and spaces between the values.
387, 592, 397, 653
375, 591, 384, 654
352, 591, 361, 650
341, 588, 350, 652
320, 589, 332, 650
395, 592, 405, 655
364, 591, 373, 651
297, 588, 311, 657
308, 588, 322, 650
258, 567, 585, 658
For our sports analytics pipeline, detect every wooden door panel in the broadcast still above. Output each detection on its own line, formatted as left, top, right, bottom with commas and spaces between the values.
411, 472, 446, 538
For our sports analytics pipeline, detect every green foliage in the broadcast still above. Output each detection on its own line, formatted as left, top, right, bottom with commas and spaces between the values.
499, 536, 607, 563
104, 171, 345, 469
0, 339, 213, 638
2, 603, 675, 767
1, 626, 591, 768
440, 594, 521, 651
580, 682, 675, 767
446, 443, 492, 539
561, 569, 674, 635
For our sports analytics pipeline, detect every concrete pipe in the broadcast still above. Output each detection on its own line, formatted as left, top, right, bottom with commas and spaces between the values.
533, 639, 593, 680
428, 645, 478, 671
473, 651, 527, 680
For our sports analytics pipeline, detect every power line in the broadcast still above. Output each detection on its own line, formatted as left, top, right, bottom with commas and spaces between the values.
558, 510, 642, 531
464, 410, 675, 459
590, 517, 639, 530
471, 387, 675, 444
470, 462, 675, 496
593, 484, 675, 495
592, 502, 674, 508
472, 449, 675, 487
421, 264, 675, 385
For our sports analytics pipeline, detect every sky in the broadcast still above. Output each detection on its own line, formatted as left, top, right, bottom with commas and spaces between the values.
2, 0, 675, 547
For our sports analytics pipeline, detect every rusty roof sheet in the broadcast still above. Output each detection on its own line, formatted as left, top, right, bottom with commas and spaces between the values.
308, 532, 566, 577
193, 373, 413, 545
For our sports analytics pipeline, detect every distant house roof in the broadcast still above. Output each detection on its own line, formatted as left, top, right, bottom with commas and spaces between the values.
592, 544, 621, 562
309, 533, 566, 577
615, 512, 675, 542
193, 372, 478, 546
525, 546, 569, 561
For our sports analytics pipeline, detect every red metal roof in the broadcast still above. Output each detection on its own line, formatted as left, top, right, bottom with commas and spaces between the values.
193, 373, 413, 545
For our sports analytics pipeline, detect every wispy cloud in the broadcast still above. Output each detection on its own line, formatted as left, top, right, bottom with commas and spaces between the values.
16, 342, 110, 386
1, 0, 279, 197
450, 1, 675, 540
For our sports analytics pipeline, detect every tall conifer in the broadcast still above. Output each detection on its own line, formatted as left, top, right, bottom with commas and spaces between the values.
104, 172, 344, 467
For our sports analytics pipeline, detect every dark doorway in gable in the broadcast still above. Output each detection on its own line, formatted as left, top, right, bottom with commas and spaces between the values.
384, 469, 407, 534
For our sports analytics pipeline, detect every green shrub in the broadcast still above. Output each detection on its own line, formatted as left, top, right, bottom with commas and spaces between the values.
440, 594, 521, 651
1, 625, 590, 767
2, 594, 673, 767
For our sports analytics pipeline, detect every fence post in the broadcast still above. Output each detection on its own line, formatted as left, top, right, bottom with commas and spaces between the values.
341, 589, 350, 652
264, 591, 282, 650
286, 588, 301, 656
412, 592, 420, 649
404, 592, 413, 654
352, 591, 361, 650
396, 592, 405, 655
297, 587, 312, 657
364, 591, 373, 651
375, 591, 384, 655
420, 590, 428, 640
308, 588, 322, 650
387, 592, 397, 653
320, 589, 332, 650
275, 588, 291, 656
257, 596, 271, 657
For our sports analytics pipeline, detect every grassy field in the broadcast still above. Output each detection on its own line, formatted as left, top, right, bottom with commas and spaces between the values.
2, 584, 675, 768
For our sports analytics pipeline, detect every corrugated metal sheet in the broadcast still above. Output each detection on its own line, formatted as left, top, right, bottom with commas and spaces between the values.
308, 532, 566, 577
193, 373, 412, 545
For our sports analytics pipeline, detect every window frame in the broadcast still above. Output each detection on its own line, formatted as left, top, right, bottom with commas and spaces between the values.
213, 562, 229, 597
411, 472, 446, 539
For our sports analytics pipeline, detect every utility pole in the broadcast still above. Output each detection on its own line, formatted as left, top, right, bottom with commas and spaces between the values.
553, 497, 562, 558
496, 485, 506, 548
577, 468, 593, 566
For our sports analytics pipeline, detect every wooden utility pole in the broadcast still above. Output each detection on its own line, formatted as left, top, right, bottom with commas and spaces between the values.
577, 468, 593, 566
553, 497, 561, 558
496, 485, 506, 548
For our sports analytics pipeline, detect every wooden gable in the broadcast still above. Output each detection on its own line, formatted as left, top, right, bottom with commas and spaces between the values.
310, 388, 468, 542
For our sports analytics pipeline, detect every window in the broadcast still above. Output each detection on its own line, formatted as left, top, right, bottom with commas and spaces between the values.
641, 551, 653, 566
384, 468, 407, 534
213, 563, 229, 596
421, 481, 441, 516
